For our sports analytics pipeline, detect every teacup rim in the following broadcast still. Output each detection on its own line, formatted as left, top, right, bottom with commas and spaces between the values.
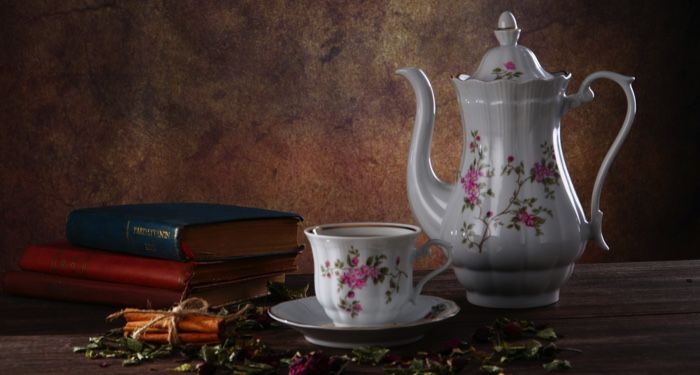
304, 222, 421, 240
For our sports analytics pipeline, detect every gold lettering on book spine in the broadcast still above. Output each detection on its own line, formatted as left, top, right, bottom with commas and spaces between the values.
132, 226, 172, 240
49, 251, 88, 275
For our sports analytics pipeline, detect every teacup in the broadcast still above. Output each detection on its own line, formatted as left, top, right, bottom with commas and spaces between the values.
305, 222, 452, 327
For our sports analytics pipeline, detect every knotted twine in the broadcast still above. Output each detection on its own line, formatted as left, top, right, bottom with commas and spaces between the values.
107, 297, 219, 345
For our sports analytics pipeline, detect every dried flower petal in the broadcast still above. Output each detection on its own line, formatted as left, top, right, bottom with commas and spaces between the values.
473, 325, 492, 343
288, 351, 347, 375
503, 321, 523, 339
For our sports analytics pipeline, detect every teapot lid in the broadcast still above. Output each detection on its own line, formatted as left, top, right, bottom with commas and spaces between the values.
466, 11, 554, 82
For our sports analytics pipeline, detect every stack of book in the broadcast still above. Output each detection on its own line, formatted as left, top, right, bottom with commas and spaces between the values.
3, 203, 303, 308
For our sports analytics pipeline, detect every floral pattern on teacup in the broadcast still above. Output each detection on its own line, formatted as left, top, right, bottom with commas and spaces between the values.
320, 246, 407, 318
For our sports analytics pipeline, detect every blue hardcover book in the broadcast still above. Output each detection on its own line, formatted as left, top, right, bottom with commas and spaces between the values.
66, 203, 303, 261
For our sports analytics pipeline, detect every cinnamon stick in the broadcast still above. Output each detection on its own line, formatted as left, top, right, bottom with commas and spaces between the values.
121, 308, 219, 323
123, 327, 168, 334
124, 331, 219, 344
124, 317, 221, 333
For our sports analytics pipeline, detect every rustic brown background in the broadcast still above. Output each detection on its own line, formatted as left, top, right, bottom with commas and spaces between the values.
1, 0, 698, 277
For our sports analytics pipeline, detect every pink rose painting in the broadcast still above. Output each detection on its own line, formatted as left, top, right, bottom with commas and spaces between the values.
491, 61, 523, 80
533, 162, 556, 183
339, 269, 366, 289
517, 209, 539, 227
461, 165, 482, 207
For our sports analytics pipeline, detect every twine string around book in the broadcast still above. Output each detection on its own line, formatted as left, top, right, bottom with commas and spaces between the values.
108, 297, 216, 344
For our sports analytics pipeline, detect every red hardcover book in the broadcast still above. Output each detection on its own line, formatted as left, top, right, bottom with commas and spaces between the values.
3, 271, 285, 308
19, 242, 300, 290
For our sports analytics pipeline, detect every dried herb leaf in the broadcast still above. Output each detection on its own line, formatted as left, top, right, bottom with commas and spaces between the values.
543, 359, 572, 371
122, 358, 141, 366
125, 337, 143, 352
524, 340, 543, 359
352, 346, 390, 365
385, 357, 454, 375
480, 364, 505, 373
231, 361, 277, 375
170, 362, 197, 372
267, 282, 309, 303
537, 327, 558, 341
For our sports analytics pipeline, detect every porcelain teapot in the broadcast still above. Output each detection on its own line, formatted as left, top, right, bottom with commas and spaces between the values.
397, 11, 636, 308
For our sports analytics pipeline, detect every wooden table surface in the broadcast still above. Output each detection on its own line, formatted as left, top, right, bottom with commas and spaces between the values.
1, 260, 699, 374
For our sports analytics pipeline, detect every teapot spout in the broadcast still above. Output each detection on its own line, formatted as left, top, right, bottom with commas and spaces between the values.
396, 67, 452, 239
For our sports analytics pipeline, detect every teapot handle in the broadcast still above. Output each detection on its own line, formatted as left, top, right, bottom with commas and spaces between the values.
563, 71, 636, 251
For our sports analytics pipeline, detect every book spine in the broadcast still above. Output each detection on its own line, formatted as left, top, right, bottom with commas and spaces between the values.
3, 271, 182, 309
19, 244, 192, 290
66, 211, 186, 261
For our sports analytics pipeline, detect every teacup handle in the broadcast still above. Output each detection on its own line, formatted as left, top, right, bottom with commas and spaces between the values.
564, 71, 636, 251
410, 239, 453, 303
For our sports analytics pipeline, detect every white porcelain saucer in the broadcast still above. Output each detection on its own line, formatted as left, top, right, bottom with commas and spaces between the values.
268, 295, 460, 348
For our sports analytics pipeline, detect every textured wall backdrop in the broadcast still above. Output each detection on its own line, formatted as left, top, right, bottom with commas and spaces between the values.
1, 0, 698, 276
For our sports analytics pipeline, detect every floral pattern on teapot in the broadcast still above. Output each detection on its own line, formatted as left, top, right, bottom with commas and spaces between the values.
460, 130, 560, 252
491, 61, 523, 80
320, 246, 407, 317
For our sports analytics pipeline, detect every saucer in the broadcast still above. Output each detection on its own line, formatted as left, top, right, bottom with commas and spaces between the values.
268, 295, 459, 348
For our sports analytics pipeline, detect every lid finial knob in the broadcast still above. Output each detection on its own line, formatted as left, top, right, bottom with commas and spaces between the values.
495, 11, 521, 46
